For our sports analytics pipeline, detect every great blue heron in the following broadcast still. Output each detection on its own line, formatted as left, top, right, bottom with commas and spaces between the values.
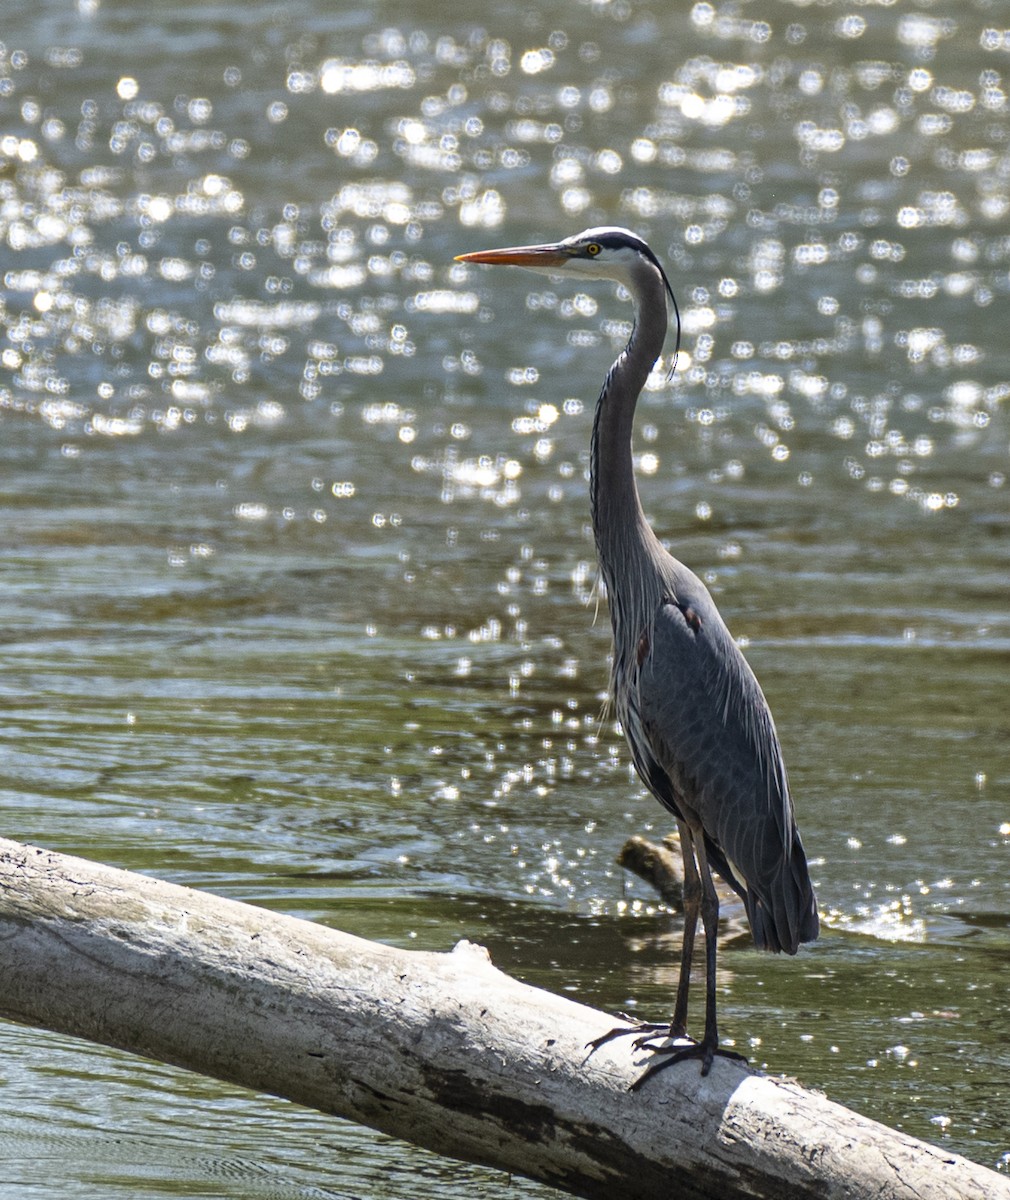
456, 227, 819, 1080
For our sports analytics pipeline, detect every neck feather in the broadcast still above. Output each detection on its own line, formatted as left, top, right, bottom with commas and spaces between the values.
589, 264, 670, 613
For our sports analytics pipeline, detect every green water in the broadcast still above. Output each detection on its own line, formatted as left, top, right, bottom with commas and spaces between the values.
1, 0, 1008, 1194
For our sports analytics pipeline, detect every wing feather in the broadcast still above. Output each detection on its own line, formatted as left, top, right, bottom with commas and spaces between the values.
629, 587, 818, 953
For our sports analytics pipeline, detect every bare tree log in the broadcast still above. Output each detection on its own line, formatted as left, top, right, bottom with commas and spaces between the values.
0, 837, 1005, 1200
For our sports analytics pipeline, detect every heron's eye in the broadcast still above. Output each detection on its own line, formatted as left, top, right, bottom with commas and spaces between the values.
586, 243, 601, 257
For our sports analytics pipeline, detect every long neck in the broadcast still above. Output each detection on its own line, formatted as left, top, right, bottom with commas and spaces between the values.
589, 268, 670, 623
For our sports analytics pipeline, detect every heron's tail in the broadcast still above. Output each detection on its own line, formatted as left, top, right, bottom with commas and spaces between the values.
745, 830, 819, 955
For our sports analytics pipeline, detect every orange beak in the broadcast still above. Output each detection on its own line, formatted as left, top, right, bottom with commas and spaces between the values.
454, 243, 569, 268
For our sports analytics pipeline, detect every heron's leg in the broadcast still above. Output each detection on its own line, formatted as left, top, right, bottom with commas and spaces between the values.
585, 823, 700, 1058
628, 834, 747, 1089
694, 837, 731, 1074
668, 820, 700, 1040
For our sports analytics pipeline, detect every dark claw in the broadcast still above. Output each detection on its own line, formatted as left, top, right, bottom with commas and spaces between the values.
630, 1028, 686, 1052
585, 1017, 692, 1056
630, 1041, 748, 1090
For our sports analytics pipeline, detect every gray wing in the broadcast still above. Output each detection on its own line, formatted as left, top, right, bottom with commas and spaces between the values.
628, 582, 818, 953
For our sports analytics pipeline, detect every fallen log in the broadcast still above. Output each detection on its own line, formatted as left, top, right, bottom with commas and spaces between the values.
0, 837, 1005, 1200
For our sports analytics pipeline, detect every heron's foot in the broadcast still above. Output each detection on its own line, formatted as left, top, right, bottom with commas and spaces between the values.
629, 1038, 748, 1089
585, 1015, 692, 1057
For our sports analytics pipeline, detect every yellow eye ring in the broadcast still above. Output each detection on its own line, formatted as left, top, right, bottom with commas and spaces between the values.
586, 242, 601, 256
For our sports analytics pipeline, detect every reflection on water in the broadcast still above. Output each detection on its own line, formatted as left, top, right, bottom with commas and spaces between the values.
1, 0, 1009, 1192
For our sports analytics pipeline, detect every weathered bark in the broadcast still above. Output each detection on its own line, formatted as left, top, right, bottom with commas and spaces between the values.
0, 837, 1005, 1200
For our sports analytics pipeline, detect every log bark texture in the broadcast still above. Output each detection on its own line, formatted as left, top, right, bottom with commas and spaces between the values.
0, 837, 1005, 1200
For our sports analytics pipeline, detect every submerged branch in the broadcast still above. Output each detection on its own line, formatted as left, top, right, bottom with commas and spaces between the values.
616, 833, 685, 908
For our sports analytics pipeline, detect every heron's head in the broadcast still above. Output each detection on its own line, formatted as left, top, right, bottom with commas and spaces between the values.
455, 225, 676, 311
456, 226, 679, 362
